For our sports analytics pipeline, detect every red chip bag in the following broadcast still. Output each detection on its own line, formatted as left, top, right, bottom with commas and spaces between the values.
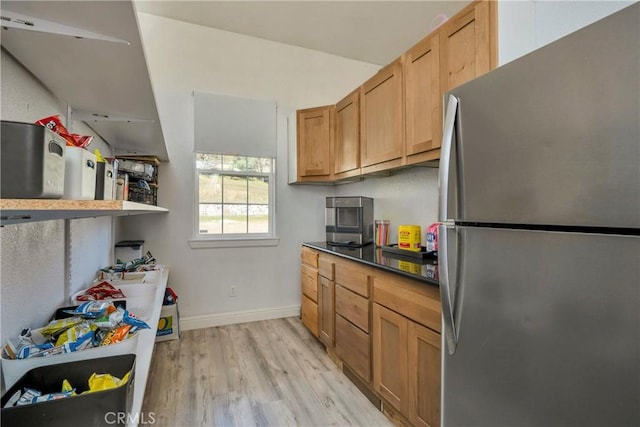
35, 115, 93, 148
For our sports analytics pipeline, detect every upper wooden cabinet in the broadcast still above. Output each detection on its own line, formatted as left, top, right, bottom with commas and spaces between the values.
440, 0, 497, 93
296, 105, 335, 182
335, 89, 361, 179
291, 0, 496, 182
403, 32, 442, 165
360, 58, 404, 173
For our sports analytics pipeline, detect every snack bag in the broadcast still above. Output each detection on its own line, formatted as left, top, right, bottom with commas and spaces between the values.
55, 321, 96, 347
64, 301, 117, 318
34, 115, 93, 148
100, 324, 131, 346
425, 222, 441, 253
39, 317, 84, 336
76, 281, 126, 301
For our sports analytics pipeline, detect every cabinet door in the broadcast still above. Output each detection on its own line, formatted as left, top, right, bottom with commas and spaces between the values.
318, 275, 335, 347
408, 321, 441, 427
301, 246, 319, 268
404, 32, 441, 163
301, 264, 318, 302
373, 303, 408, 413
335, 89, 361, 178
301, 294, 319, 337
297, 106, 335, 180
335, 284, 369, 333
440, 0, 495, 93
335, 314, 371, 383
335, 258, 370, 298
360, 58, 404, 171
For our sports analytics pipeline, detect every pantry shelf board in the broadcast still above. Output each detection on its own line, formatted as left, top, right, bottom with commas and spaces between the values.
0, 199, 168, 226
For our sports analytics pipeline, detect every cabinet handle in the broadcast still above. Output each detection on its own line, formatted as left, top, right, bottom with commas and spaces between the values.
438, 95, 459, 223
439, 224, 458, 355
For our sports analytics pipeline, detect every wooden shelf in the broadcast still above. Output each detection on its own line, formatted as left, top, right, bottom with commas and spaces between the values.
0, 199, 168, 226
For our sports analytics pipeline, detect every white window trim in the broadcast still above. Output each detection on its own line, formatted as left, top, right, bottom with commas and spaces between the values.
188, 237, 280, 249
192, 153, 278, 246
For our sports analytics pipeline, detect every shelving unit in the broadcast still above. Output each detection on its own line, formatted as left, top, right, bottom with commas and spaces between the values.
0, 199, 168, 226
116, 156, 160, 206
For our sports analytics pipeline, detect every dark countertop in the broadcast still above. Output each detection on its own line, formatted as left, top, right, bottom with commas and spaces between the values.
303, 242, 439, 287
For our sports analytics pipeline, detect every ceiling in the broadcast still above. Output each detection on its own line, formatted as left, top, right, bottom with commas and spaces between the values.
1, 1, 168, 160
134, 1, 471, 66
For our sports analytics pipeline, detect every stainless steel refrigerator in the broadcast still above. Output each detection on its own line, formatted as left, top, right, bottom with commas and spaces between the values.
437, 4, 639, 426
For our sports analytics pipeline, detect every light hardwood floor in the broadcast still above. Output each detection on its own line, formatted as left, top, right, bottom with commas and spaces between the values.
142, 317, 392, 427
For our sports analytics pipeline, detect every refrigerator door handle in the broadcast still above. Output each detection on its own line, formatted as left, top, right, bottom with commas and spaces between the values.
438, 95, 459, 222
439, 223, 458, 355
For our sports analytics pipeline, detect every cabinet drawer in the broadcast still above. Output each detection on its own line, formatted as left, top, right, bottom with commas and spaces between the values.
301, 246, 319, 268
335, 314, 371, 383
335, 259, 371, 298
301, 294, 319, 337
336, 284, 369, 333
373, 269, 441, 333
318, 255, 336, 280
301, 264, 318, 303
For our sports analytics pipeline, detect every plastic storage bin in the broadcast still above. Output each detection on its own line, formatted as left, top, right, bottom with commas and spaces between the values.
71, 283, 156, 321
63, 146, 97, 200
0, 121, 66, 199
1, 334, 139, 391
1, 354, 135, 427
114, 241, 144, 264
95, 162, 115, 200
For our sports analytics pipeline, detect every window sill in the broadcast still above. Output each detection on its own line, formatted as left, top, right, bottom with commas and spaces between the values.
188, 237, 280, 249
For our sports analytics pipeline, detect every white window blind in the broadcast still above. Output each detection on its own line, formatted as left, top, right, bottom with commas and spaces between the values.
193, 91, 277, 158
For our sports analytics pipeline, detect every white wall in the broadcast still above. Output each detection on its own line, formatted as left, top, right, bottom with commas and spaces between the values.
335, 168, 440, 244
115, 13, 389, 327
498, 0, 634, 65
0, 50, 114, 369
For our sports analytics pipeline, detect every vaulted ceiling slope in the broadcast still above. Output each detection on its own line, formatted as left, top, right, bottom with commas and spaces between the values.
134, 1, 471, 66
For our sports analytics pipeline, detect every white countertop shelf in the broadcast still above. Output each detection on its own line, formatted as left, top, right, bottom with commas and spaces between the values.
128, 268, 169, 427
0, 199, 169, 226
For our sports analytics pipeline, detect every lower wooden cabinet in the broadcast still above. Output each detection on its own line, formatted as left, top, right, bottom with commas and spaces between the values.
318, 275, 335, 346
373, 303, 409, 413
335, 314, 371, 383
300, 245, 441, 427
301, 294, 319, 337
408, 321, 441, 427
335, 284, 369, 332
301, 247, 319, 338
373, 302, 441, 427
373, 268, 442, 427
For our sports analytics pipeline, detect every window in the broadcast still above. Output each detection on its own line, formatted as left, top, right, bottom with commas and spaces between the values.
195, 153, 275, 239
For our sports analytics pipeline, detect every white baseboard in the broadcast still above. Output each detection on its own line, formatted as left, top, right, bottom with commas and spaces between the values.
180, 305, 301, 331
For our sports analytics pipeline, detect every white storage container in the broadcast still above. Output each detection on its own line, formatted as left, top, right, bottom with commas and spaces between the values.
97, 266, 163, 283
1, 333, 139, 389
71, 283, 157, 320
63, 146, 97, 200
114, 241, 144, 264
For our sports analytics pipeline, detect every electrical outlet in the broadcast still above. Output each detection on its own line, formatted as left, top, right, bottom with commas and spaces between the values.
229, 285, 237, 297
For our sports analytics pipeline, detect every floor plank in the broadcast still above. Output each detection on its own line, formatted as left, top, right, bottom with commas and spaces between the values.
143, 317, 392, 427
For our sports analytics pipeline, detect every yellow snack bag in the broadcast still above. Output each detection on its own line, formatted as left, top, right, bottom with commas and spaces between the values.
61, 379, 77, 396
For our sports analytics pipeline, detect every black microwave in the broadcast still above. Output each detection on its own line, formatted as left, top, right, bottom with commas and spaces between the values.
325, 196, 374, 247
